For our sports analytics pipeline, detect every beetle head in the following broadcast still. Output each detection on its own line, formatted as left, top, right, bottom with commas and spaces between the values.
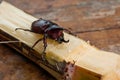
47, 27, 69, 43
57, 32, 69, 43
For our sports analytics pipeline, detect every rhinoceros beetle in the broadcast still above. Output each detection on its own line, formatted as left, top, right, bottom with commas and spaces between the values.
15, 18, 73, 54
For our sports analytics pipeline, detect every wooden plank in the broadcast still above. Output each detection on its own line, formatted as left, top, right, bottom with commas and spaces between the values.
0, 1, 120, 80
78, 29, 120, 54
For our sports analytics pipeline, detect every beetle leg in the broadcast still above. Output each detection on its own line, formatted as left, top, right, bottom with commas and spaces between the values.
31, 38, 43, 49
29, 34, 48, 61
63, 28, 76, 36
15, 28, 32, 32
31, 34, 47, 53
28, 38, 43, 56
41, 34, 48, 61
42, 34, 47, 53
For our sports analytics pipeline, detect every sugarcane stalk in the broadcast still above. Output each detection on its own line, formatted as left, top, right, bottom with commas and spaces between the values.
0, 1, 120, 80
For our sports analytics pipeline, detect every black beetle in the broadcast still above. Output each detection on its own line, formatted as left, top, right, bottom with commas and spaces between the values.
15, 18, 73, 54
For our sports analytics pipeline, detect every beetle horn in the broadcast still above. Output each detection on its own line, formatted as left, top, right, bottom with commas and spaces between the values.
62, 39, 69, 43
57, 36, 69, 43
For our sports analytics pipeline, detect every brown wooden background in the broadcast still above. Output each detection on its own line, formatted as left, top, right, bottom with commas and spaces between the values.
0, 0, 120, 80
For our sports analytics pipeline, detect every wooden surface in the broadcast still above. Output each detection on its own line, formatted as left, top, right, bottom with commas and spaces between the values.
0, 0, 120, 80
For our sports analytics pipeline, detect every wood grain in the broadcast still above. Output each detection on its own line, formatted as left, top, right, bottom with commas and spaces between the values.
0, 0, 120, 80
